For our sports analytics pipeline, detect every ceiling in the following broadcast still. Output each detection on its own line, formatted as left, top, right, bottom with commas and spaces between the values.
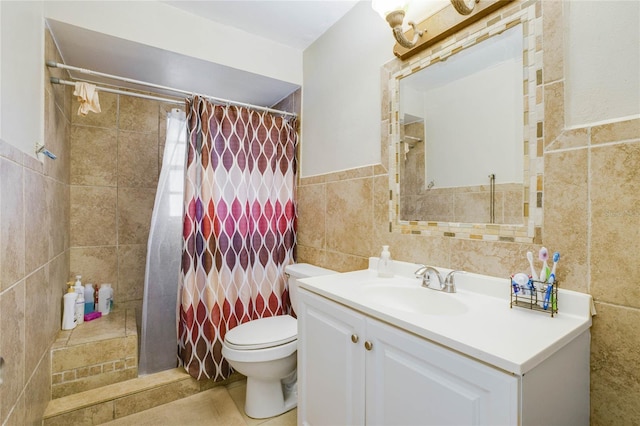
48, 1, 359, 110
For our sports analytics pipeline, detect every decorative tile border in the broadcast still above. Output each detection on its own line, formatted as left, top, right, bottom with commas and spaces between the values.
384, 1, 543, 243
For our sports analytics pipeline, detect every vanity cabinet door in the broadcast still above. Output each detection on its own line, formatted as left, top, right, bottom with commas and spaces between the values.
297, 289, 366, 426
365, 318, 519, 426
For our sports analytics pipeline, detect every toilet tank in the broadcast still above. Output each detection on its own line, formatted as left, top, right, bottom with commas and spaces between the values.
285, 263, 336, 314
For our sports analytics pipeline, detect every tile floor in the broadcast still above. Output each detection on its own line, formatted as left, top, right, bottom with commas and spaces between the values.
101, 380, 297, 426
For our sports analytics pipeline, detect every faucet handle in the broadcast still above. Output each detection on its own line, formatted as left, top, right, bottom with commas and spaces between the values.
414, 264, 428, 277
443, 270, 465, 293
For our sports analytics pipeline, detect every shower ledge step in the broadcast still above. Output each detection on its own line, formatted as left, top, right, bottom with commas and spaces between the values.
43, 368, 243, 425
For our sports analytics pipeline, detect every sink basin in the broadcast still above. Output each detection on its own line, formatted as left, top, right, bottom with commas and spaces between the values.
363, 284, 469, 316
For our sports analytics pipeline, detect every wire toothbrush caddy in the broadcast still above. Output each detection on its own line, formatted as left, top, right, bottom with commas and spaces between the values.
510, 278, 558, 317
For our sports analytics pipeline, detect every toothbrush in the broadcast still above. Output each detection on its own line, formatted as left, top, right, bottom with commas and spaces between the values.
538, 247, 550, 282
543, 252, 560, 310
526, 251, 539, 281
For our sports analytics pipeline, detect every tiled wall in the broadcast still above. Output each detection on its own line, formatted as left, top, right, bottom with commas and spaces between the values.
68, 93, 176, 314
0, 29, 71, 425
296, 1, 640, 424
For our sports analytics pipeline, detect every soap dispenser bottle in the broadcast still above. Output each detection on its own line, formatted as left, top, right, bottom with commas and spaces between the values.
62, 282, 78, 330
377, 245, 394, 278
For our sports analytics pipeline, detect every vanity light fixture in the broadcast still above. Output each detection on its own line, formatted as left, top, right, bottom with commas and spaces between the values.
371, 0, 424, 49
374, 0, 513, 60
451, 0, 480, 15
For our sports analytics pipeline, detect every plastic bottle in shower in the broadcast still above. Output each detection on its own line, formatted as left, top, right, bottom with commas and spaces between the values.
74, 276, 85, 325
62, 282, 77, 330
98, 284, 112, 315
84, 283, 95, 314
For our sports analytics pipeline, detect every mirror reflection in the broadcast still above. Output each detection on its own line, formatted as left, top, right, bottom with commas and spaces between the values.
398, 25, 524, 225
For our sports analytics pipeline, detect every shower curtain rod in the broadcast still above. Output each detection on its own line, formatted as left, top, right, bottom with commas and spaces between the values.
50, 77, 183, 105
46, 60, 297, 117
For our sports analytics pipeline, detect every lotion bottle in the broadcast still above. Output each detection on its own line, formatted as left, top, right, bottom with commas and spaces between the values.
377, 245, 394, 278
98, 284, 112, 315
62, 283, 77, 330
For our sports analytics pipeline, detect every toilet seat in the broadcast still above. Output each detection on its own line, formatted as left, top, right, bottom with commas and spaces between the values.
222, 315, 298, 363
225, 315, 297, 350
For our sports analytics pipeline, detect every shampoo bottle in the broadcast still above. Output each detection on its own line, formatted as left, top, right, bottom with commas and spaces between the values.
62, 283, 77, 330
377, 245, 394, 278
84, 283, 95, 315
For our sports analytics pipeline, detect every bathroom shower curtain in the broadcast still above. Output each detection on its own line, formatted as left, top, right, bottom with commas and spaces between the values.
178, 96, 298, 380
139, 109, 187, 375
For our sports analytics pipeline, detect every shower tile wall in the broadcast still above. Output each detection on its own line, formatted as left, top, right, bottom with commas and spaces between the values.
296, 1, 640, 423
69, 94, 174, 313
0, 28, 71, 425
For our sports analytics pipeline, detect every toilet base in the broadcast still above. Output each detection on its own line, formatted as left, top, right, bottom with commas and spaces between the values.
244, 371, 297, 419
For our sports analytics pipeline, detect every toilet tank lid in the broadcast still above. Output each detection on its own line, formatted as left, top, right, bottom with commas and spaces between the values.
285, 263, 337, 279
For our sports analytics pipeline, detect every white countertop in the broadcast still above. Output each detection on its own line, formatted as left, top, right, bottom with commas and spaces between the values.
298, 258, 594, 375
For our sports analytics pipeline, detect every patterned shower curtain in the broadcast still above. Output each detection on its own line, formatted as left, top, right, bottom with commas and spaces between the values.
178, 96, 298, 380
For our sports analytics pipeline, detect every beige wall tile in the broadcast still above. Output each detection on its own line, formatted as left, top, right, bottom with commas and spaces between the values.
47, 179, 70, 258
24, 356, 52, 425
70, 246, 118, 291
49, 252, 69, 342
0, 281, 25, 423
70, 186, 117, 246
117, 187, 155, 245
296, 184, 325, 249
543, 81, 564, 148
118, 130, 159, 188
325, 178, 373, 257
70, 126, 118, 186
71, 92, 118, 129
118, 96, 160, 133
449, 239, 535, 279
44, 87, 70, 184
590, 303, 640, 424
25, 267, 51, 376
24, 168, 51, 274
590, 143, 640, 307
0, 158, 25, 291
117, 244, 147, 303
543, 149, 589, 293
591, 117, 640, 145
541, 0, 563, 84
547, 127, 589, 151
3, 394, 25, 426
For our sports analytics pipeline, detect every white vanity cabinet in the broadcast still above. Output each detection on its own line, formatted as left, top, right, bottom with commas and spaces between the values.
297, 288, 518, 426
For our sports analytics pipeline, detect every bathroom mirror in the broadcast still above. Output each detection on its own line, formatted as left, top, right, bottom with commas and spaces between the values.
386, 5, 543, 242
399, 25, 523, 224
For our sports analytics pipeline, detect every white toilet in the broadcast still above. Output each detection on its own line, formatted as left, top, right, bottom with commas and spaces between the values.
221, 263, 336, 419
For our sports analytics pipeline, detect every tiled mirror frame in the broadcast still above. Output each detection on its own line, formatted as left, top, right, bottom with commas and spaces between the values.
383, 1, 543, 243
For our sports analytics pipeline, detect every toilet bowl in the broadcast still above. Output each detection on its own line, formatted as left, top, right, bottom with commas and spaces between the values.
221, 263, 336, 419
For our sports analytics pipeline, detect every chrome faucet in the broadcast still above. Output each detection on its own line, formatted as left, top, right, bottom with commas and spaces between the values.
414, 265, 443, 290
415, 265, 463, 293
